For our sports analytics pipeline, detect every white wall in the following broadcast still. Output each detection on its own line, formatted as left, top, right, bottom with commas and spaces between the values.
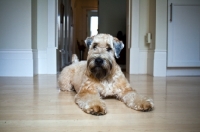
138, 0, 166, 51
98, 0, 126, 36
138, 0, 156, 51
0, 0, 57, 76
31, 0, 48, 50
155, 0, 167, 51
37, 0, 48, 50
139, 0, 150, 50
152, 0, 167, 76
127, 0, 156, 75
33, 0, 57, 75
138, 0, 167, 76
0, 0, 32, 49
149, 0, 156, 50
0, 0, 33, 76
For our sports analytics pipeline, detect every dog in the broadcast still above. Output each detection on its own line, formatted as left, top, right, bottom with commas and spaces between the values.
58, 34, 154, 115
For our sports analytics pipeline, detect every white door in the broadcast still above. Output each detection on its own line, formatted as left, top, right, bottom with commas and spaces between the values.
168, 0, 200, 67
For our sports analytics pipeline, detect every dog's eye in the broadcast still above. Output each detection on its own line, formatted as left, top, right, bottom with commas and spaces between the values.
106, 47, 112, 52
93, 43, 97, 50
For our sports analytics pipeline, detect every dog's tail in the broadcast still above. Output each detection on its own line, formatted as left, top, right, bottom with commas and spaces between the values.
72, 54, 79, 63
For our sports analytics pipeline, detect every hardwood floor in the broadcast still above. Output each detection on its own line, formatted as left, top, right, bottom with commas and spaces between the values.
0, 74, 200, 132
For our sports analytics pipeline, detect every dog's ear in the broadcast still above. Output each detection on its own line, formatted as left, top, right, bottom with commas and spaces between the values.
113, 38, 124, 58
84, 37, 93, 48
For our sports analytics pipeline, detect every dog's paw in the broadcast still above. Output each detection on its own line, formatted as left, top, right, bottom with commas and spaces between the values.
84, 101, 107, 116
133, 98, 154, 112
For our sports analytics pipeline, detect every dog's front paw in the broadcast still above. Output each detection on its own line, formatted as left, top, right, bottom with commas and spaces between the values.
84, 101, 107, 116
133, 98, 154, 112
123, 93, 154, 112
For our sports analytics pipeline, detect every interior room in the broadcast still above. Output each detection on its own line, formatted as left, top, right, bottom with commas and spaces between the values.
0, 0, 200, 131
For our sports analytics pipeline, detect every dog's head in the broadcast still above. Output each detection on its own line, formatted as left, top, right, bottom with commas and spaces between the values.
84, 34, 124, 80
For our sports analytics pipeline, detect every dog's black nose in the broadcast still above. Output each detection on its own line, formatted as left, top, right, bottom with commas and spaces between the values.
95, 58, 104, 65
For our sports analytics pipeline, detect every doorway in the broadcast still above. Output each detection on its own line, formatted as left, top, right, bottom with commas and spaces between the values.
98, 0, 127, 70
56, 0, 127, 71
87, 10, 98, 37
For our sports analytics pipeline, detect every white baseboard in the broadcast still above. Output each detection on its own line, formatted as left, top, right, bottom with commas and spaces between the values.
129, 48, 140, 74
167, 68, 200, 76
147, 50, 154, 75
0, 49, 57, 76
0, 49, 33, 76
33, 48, 57, 74
153, 50, 167, 76
137, 50, 154, 75
139, 50, 148, 74
33, 50, 47, 74
4, 49, 197, 77
138, 50, 167, 76
47, 47, 57, 74
129, 50, 155, 75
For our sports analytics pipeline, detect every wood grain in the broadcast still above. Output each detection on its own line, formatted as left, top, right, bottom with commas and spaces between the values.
0, 75, 200, 132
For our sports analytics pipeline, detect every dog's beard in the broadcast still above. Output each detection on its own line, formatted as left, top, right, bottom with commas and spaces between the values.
90, 66, 107, 80
87, 58, 112, 80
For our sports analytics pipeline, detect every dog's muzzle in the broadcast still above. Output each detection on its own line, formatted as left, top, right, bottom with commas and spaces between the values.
87, 57, 111, 80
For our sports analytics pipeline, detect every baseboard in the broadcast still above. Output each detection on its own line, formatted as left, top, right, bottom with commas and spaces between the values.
147, 50, 154, 75
0, 49, 33, 76
47, 47, 57, 74
33, 48, 57, 74
129, 48, 140, 74
139, 50, 154, 74
167, 68, 200, 76
128, 50, 199, 76
139, 50, 148, 74
153, 50, 167, 76
129, 50, 155, 75
33, 49, 47, 74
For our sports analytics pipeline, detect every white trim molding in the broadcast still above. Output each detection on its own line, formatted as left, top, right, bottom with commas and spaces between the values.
0, 49, 33, 76
47, 0, 57, 74
129, 48, 140, 74
47, 47, 57, 74
128, 50, 167, 76
167, 68, 200, 76
147, 50, 154, 75
134, 50, 155, 75
139, 50, 148, 74
126, 0, 140, 74
139, 50, 153, 74
33, 49, 47, 74
153, 50, 167, 76
33, 49, 57, 75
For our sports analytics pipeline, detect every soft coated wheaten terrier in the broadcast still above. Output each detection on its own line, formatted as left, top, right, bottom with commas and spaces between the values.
58, 34, 154, 115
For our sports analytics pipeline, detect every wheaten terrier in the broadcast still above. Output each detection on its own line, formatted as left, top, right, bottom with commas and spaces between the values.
58, 34, 154, 115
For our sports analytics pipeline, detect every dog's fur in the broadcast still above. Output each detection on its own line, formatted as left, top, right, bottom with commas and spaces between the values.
58, 34, 154, 115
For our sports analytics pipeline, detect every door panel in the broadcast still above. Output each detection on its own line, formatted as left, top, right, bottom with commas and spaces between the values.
57, 0, 73, 70
168, 0, 200, 67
